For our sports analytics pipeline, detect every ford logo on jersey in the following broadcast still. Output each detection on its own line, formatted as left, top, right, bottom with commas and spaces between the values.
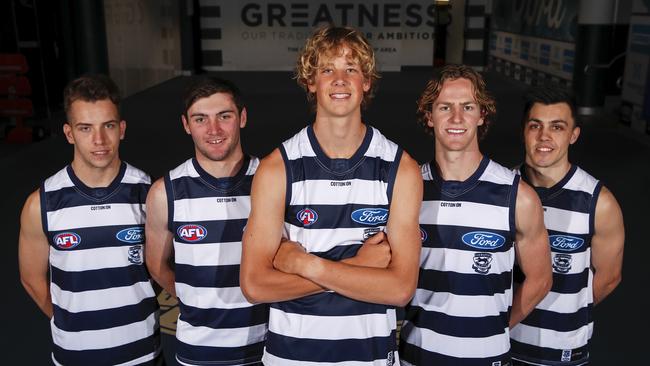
54, 232, 81, 249
351, 208, 389, 225
116, 227, 145, 244
297, 208, 318, 226
549, 235, 585, 251
461, 231, 506, 249
177, 224, 207, 242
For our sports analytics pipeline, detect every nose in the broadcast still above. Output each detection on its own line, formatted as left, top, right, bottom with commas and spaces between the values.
538, 125, 551, 140
206, 118, 221, 135
451, 105, 462, 123
333, 69, 348, 86
92, 127, 106, 145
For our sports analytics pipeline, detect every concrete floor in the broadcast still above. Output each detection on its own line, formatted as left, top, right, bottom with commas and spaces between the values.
2, 70, 648, 364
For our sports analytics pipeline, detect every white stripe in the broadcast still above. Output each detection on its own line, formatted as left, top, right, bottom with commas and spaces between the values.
544, 206, 589, 234
122, 164, 150, 185
510, 322, 593, 350
200, 17, 220, 29
176, 319, 267, 347
53, 350, 158, 366
51, 312, 158, 350
534, 287, 591, 314
291, 179, 389, 205
175, 241, 242, 266
465, 39, 484, 51
481, 160, 516, 185
175, 283, 252, 309
564, 168, 598, 194
201, 39, 221, 50
467, 16, 485, 29
269, 307, 395, 340
51, 281, 155, 312
47, 203, 144, 231
420, 200, 510, 231
410, 288, 512, 317
550, 249, 590, 275
44, 168, 74, 192
420, 247, 514, 275
50, 246, 139, 271
401, 321, 509, 358
285, 224, 379, 253
169, 159, 198, 180
263, 351, 394, 366
174, 196, 250, 221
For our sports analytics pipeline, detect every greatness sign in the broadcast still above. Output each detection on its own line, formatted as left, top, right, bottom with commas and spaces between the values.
200, 0, 436, 71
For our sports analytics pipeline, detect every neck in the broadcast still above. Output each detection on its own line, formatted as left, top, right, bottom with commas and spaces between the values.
71, 158, 122, 187
434, 144, 484, 181
524, 160, 572, 188
196, 149, 246, 179
312, 115, 366, 159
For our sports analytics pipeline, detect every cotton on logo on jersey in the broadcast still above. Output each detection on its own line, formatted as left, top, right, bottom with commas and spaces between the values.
351, 208, 388, 225
549, 235, 585, 252
297, 208, 318, 226
461, 231, 506, 250
53, 232, 81, 249
177, 224, 207, 242
116, 227, 145, 244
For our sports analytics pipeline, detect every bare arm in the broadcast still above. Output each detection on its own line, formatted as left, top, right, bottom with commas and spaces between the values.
591, 186, 624, 305
273, 152, 423, 306
510, 180, 552, 327
18, 189, 53, 318
145, 178, 176, 297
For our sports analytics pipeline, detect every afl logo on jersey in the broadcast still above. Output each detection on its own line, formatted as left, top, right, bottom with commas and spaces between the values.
177, 224, 207, 242
549, 235, 585, 252
461, 231, 506, 250
54, 232, 81, 249
351, 208, 388, 225
419, 227, 428, 242
116, 227, 145, 244
297, 208, 318, 226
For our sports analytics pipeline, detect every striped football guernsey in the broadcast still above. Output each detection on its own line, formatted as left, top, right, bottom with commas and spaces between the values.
263, 124, 402, 366
41, 162, 160, 366
400, 157, 519, 366
166, 157, 268, 366
511, 165, 601, 366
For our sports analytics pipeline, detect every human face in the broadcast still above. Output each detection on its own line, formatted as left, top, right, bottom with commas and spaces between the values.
308, 46, 370, 119
182, 92, 246, 163
427, 78, 484, 153
524, 102, 580, 170
63, 99, 125, 171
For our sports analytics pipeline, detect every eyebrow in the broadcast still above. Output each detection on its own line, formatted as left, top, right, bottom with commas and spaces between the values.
527, 118, 568, 124
435, 101, 477, 106
74, 119, 118, 126
190, 110, 235, 118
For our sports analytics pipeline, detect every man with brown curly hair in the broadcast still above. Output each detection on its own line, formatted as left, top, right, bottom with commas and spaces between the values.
241, 25, 422, 365
399, 65, 552, 365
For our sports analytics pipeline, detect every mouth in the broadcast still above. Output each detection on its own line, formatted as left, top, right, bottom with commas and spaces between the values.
535, 145, 554, 152
91, 150, 110, 156
446, 128, 466, 135
207, 138, 225, 144
330, 93, 351, 100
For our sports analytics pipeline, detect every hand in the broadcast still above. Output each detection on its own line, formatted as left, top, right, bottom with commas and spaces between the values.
273, 239, 308, 275
350, 231, 392, 268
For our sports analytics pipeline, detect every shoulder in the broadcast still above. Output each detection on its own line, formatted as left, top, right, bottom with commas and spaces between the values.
595, 185, 622, 217
480, 159, 518, 185
257, 149, 286, 176
516, 179, 542, 212
147, 177, 168, 203
21, 189, 43, 224
123, 162, 151, 185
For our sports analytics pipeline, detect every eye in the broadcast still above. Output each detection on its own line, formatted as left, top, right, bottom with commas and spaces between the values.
194, 117, 205, 123
552, 124, 564, 131
322, 68, 333, 74
463, 105, 474, 111
79, 126, 90, 132
346, 67, 358, 73
439, 105, 450, 112
105, 122, 116, 129
528, 123, 540, 130
219, 113, 233, 121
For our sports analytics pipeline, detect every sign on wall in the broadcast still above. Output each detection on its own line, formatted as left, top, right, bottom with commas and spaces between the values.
491, 0, 577, 42
199, 0, 436, 71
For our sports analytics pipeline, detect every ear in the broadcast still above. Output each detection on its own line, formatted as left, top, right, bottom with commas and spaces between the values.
477, 110, 485, 126
181, 115, 191, 135
307, 81, 317, 94
362, 77, 371, 92
119, 120, 126, 140
425, 111, 434, 128
239, 107, 247, 128
570, 126, 581, 145
63, 123, 74, 144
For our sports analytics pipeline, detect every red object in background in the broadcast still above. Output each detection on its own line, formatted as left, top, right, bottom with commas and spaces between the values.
0, 53, 34, 143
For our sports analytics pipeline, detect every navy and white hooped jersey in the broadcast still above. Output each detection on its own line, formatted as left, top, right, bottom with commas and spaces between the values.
166, 157, 268, 366
400, 157, 519, 366
511, 165, 601, 366
41, 162, 160, 366
263, 125, 402, 366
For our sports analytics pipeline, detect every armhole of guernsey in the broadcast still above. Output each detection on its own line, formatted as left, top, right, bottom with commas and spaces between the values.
589, 181, 603, 235
279, 145, 292, 207
509, 173, 521, 238
386, 147, 403, 202
39, 181, 49, 237
164, 173, 174, 232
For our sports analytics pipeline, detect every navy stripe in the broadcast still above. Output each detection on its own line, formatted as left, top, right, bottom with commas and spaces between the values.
421, 224, 513, 253
542, 190, 594, 213
400, 340, 510, 366
285, 155, 394, 182
52, 297, 158, 332
279, 145, 293, 207
44, 183, 149, 210
176, 263, 240, 288
312, 243, 361, 261
173, 218, 247, 244
165, 173, 175, 232
49, 224, 145, 250
178, 302, 269, 329
176, 340, 264, 366
521, 305, 592, 332
511, 339, 590, 365
272, 292, 392, 316
286, 203, 389, 230
170, 175, 253, 199
550, 268, 590, 294
509, 174, 520, 237
386, 148, 402, 202
40, 182, 48, 233
405, 306, 509, 338
418, 269, 512, 296
547, 230, 591, 254
266, 331, 395, 363
589, 182, 603, 234
53, 332, 160, 366
51, 264, 151, 292
423, 180, 513, 207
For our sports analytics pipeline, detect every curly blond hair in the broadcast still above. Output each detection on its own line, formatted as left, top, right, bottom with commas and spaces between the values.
417, 64, 496, 140
295, 25, 380, 109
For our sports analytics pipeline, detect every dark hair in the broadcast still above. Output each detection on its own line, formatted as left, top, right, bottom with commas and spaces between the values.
522, 86, 578, 128
417, 64, 496, 140
63, 74, 120, 119
183, 76, 245, 116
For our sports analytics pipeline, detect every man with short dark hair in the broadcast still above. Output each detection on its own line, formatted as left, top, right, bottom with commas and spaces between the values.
18, 74, 162, 365
510, 86, 624, 366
